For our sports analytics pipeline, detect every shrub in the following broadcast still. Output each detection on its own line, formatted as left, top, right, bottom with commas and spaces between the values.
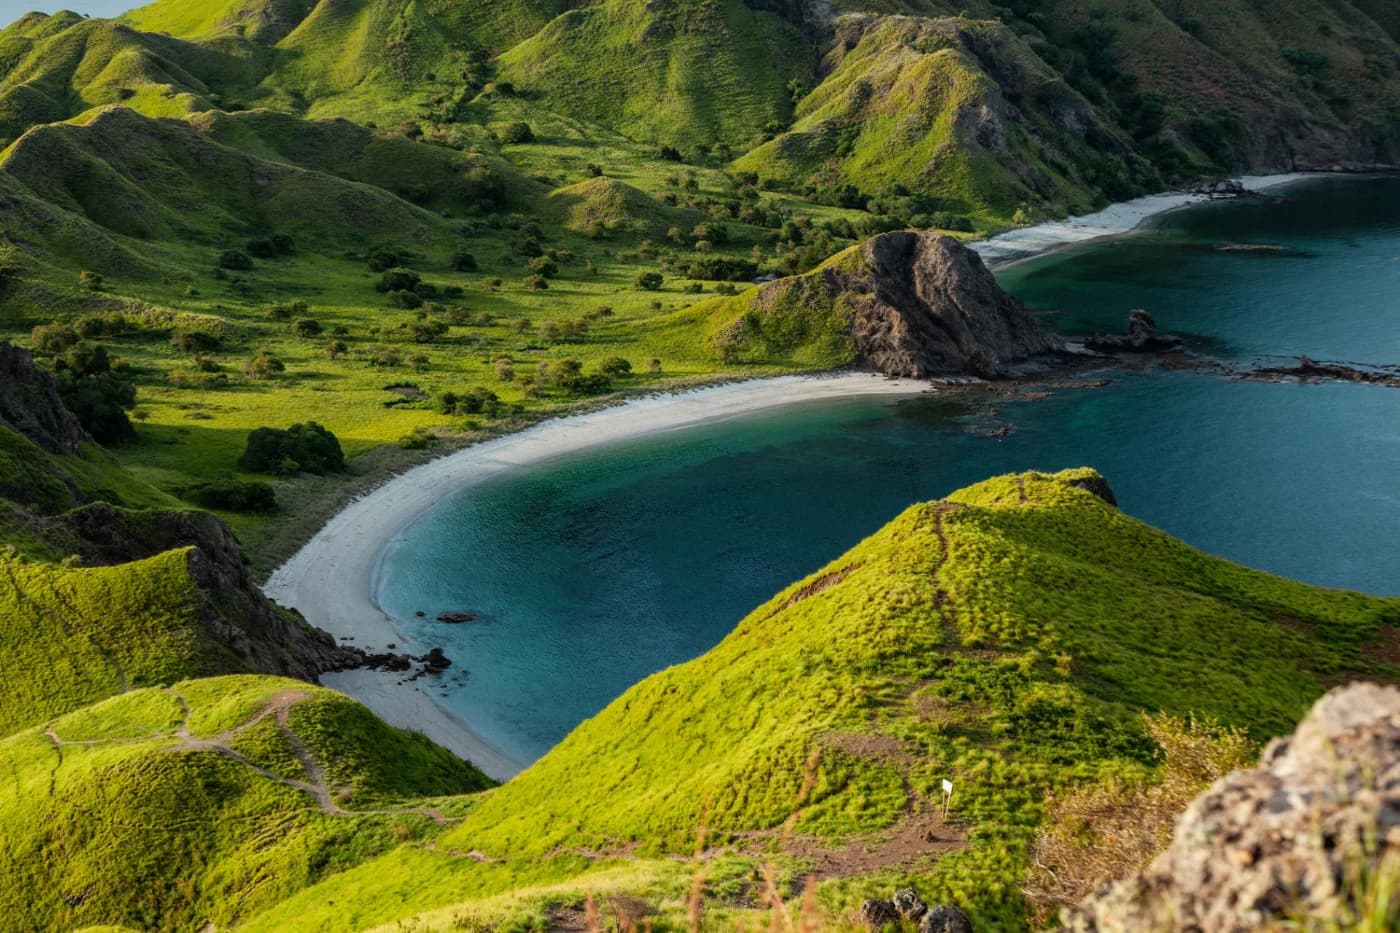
55, 369, 136, 444
78, 270, 104, 292
31, 323, 79, 355
219, 251, 253, 271
436, 386, 499, 417
184, 480, 278, 513
292, 319, 323, 338
388, 290, 424, 309
634, 271, 664, 291
238, 422, 344, 475
525, 275, 549, 291
171, 330, 222, 355
500, 121, 534, 144
376, 268, 423, 293
450, 249, 478, 272
244, 351, 285, 379
659, 145, 682, 162
398, 427, 437, 450
57, 342, 111, 378
368, 249, 402, 273
598, 357, 632, 377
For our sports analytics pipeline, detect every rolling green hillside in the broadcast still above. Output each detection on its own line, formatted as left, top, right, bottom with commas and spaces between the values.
498, 0, 817, 150
0, 1, 1398, 928
0, 675, 489, 932
235, 470, 1399, 930
734, 15, 1137, 221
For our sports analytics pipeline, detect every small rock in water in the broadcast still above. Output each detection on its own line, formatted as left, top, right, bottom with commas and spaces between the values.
892, 888, 928, 920
920, 905, 973, 933
420, 647, 452, 673
415, 611, 425, 617
436, 611, 477, 624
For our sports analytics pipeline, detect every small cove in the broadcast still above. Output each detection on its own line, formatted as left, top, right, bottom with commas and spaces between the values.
375, 177, 1400, 766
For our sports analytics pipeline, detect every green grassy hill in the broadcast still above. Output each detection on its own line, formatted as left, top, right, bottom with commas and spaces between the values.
234, 469, 1399, 930
497, 0, 817, 150
734, 15, 1136, 222
0, 2, 1399, 927
0, 674, 489, 932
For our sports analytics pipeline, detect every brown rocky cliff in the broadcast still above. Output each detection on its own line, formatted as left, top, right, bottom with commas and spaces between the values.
1067, 682, 1400, 931
825, 231, 1064, 378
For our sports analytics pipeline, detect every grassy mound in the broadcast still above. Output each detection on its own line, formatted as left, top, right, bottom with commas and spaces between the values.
0, 674, 490, 931
239, 469, 1400, 930
543, 176, 704, 237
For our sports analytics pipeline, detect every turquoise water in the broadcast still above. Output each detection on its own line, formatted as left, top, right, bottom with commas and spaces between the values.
378, 177, 1400, 766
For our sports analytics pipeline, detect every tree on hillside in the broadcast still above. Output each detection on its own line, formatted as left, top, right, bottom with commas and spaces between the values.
238, 422, 344, 476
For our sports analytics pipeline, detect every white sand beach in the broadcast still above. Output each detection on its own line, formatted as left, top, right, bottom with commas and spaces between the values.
265, 372, 931, 780
267, 172, 1327, 781
973, 173, 1319, 267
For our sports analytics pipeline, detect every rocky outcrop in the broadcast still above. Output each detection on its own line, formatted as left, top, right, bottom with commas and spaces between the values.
725, 232, 1064, 379
838, 233, 1064, 378
1083, 310, 1184, 354
0, 341, 87, 455
47, 503, 362, 680
1067, 683, 1400, 931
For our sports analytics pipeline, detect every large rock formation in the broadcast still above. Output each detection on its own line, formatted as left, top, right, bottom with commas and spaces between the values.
0, 340, 87, 455
841, 232, 1065, 378
720, 231, 1064, 378
47, 503, 362, 679
1067, 683, 1400, 931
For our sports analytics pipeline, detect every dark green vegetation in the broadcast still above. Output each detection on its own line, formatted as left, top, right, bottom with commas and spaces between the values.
1, 0, 1399, 928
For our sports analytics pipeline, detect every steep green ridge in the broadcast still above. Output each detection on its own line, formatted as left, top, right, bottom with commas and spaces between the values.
0, 674, 489, 932
237, 470, 1400, 930
735, 15, 1132, 221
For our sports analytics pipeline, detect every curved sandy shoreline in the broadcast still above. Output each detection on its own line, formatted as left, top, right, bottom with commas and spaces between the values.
265, 373, 932, 780
265, 171, 1330, 781
973, 173, 1319, 267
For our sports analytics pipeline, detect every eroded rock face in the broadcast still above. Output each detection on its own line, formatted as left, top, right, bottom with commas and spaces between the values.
832, 232, 1064, 378
1067, 683, 1400, 931
0, 341, 87, 455
49, 503, 362, 680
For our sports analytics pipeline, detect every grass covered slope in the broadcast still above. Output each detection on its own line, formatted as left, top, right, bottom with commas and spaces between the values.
497, 0, 817, 150
735, 15, 1130, 221
242, 469, 1400, 930
0, 674, 490, 932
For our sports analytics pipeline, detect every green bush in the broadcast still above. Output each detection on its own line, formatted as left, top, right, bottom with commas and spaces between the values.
183, 480, 279, 513
238, 422, 344, 476
375, 268, 422, 293
218, 251, 253, 271
634, 271, 664, 291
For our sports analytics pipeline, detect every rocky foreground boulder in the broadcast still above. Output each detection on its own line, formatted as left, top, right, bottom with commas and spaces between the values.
1067, 683, 1400, 931
720, 232, 1064, 379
